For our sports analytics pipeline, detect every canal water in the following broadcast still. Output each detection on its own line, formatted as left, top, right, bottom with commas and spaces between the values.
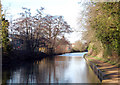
2, 52, 100, 84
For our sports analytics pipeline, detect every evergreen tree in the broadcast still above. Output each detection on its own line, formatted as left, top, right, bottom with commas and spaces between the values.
2, 16, 10, 53
0, 1, 10, 54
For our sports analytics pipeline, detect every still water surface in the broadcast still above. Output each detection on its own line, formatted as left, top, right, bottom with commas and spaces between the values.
3, 52, 100, 83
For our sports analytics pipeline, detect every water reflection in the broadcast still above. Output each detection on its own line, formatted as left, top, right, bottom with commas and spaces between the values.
2, 53, 100, 84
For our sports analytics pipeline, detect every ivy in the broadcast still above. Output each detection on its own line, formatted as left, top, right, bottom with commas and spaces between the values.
87, 2, 120, 56
2, 15, 11, 53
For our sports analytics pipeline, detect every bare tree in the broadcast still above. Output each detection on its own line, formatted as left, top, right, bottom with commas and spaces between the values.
11, 7, 72, 54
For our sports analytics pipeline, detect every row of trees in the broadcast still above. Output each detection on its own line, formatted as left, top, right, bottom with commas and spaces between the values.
72, 40, 87, 52
10, 7, 72, 54
79, 2, 120, 62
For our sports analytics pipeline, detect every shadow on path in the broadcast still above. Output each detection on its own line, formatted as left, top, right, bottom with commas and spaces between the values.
87, 57, 120, 83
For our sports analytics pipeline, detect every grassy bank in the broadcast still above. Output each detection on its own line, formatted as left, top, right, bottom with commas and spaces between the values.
85, 54, 119, 83
86, 55, 120, 67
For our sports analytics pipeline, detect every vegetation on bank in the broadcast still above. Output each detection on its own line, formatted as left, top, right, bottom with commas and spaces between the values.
0, 2, 11, 56
85, 54, 119, 83
71, 40, 88, 52
79, 2, 120, 64
2, 16, 11, 54
86, 55, 119, 66
1, 2, 72, 63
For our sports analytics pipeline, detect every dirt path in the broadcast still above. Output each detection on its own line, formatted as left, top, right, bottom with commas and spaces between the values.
85, 56, 120, 84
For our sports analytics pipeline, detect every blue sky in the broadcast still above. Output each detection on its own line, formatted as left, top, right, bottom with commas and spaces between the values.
2, 0, 86, 43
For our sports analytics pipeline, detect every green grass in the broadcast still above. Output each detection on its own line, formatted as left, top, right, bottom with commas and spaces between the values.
86, 55, 119, 69
106, 60, 117, 65
87, 55, 118, 66
86, 57, 93, 61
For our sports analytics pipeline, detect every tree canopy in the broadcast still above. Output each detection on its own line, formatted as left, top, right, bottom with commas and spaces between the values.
11, 7, 72, 54
79, 2, 120, 61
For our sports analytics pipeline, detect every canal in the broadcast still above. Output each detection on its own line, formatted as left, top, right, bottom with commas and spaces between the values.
2, 52, 100, 84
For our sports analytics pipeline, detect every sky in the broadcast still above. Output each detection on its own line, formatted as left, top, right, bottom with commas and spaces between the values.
2, 0, 86, 43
